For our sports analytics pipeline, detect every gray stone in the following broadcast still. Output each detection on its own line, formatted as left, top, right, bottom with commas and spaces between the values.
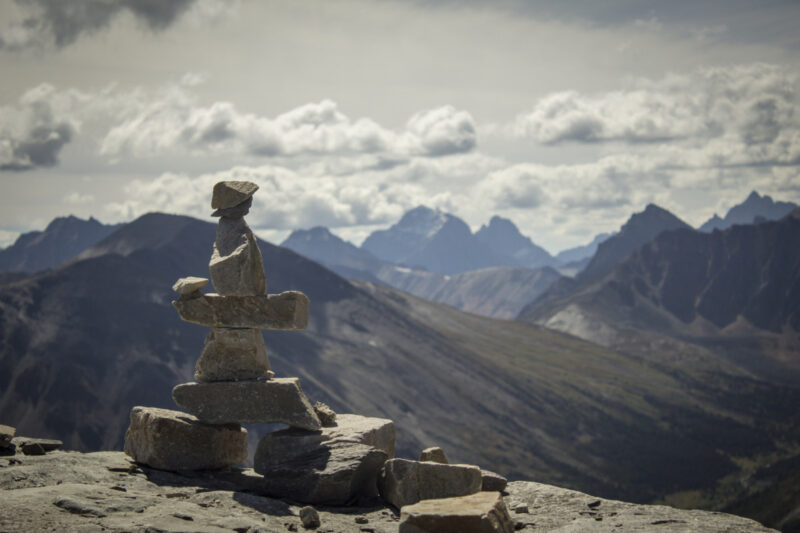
211, 180, 259, 210
419, 446, 448, 464
399, 491, 514, 533
481, 470, 508, 492
195, 327, 270, 382
255, 439, 388, 505
0, 424, 15, 448
12, 437, 62, 452
21, 442, 46, 455
172, 276, 209, 298
212, 196, 252, 218
255, 414, 395, 462
299, 506, 320, 528
313, 401, 337, 427
123, 406, 247, 471
172, 291, 309, 330
172, 378, 321, 429
378, 458, 482, 509
209, 216, 266, 296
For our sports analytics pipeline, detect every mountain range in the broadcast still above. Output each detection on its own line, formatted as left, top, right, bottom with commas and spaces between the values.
0, 215, 119, 272
2, 212, 799, 519
1, 191, 800, 529
282, 225, 563, 319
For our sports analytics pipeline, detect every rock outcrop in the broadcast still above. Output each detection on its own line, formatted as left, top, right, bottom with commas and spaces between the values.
0, 450, 779, 533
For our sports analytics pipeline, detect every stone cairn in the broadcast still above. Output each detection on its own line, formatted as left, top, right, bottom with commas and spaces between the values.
123, 180, 515, 531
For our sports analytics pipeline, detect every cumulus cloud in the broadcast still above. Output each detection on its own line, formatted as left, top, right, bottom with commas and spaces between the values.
0, 84, 78, 171
401, 106, 477, 156
478, 156, 653, 212
0, 0, 198, 50
514, 64, 800, 168
99, 83, 476, 159
106, 162, 469, 233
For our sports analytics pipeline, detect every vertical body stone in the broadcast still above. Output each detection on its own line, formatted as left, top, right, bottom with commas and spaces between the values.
195, 327, 270, 382
209, 216, 266, 296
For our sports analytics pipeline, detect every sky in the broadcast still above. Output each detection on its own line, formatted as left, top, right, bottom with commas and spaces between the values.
1, 0, 799, 253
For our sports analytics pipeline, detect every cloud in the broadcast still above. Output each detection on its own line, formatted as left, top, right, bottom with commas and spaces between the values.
401, 106, 477, 156
478, 156, 647, 212
514, 64, 800, 168
0, 0, 197, 50
0, 84, 77, 171
99, 83, 476, 159
107, 162, 464, 233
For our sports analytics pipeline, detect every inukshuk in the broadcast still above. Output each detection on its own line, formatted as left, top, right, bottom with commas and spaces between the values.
123, 180, 320, 471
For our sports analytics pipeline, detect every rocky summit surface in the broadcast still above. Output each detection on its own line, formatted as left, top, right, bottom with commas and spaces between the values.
0, 450, 777, 533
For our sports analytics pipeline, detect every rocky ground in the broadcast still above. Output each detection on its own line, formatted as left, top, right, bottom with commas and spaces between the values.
0, 450, 777, 533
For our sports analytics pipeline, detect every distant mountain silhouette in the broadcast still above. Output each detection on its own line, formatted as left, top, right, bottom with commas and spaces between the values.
361, 206, 502, 274
2, 211, 800, 519
577, 204, 691, 285
0, 215, 120, 272
282, 224, 563, 319
281, 227, 385, 283
474, 216, 556, 268
699, 191, 797, 232
555, 232, 614, 265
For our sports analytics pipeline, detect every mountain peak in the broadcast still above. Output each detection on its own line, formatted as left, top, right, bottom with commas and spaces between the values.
699, 190, 797, 232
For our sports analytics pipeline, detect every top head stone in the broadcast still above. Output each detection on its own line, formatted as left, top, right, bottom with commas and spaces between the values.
211, 181, 259, 210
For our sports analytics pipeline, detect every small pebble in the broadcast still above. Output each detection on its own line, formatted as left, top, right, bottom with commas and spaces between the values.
587, 499, 602, 509
355, 516, 368, 524
514, 504, 529, 514
299, 506, 320, 529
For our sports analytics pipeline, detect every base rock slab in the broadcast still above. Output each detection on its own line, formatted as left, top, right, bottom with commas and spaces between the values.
399, 491, 514, 533
172, 378, 321, 429
123, 406, 247, 471
255, 439, 388, 505
379, 458, 482, 509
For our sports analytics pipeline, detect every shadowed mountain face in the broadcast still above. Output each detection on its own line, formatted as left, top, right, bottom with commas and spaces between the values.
577, 204, 692, 285
1, 212, 800, 523
699, 191, 798, 233
521, 209, 800, 382
474, 215, 556, 268
0, 216, 120, 273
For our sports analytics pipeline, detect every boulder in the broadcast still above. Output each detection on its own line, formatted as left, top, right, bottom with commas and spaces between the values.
255, 414, 395, 466
195, 327, 270, 382
481, 470, 508, 492
0, 424, 15, 448
209, 216, 266, 296
172, 291, 309, 330
172, 378, 321, 430
123, 406, 247, 471
399, 491, 514, 533
255, 439, 387, 505
379, 458, 482, 509
419, 446, 448, 464
211, 181, 259, 210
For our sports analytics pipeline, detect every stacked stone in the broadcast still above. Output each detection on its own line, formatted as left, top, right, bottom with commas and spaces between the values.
124, 181, 321, 470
